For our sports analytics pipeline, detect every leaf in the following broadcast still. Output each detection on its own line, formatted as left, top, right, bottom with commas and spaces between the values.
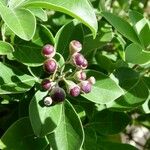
107, 68, 149, 111
102, 12, 140, 44
47, 100, 84, 150
81, 70, 124, 104
0, 140, 6, 149
125, 43, 150, 64
13, 38, 45, 67
95, 53, 115, 72
28, 8, 48, 22
83, 22, 113, 56
32, 24, 55, 46
29, 90, 62, 137
129, 10, 150, 48
99, 141, 138, 150
141, 96, 150, 114
7, 0, 26, 8
0, 62, 36, 94
0, 41, 14, 55
55, 21, 84, 59
21, 0, 97, 37
0, 2, 36, 41
88, 109, 131, 135
1, 117, 48, 150
83, 127, 97, 150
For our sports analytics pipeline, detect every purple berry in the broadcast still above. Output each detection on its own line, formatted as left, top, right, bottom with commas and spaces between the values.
69, 40, 82, 54
44, 96, 53, 106
51, 87, 66, 102
41, 79, 51, 90
80, 81, 92, 93
74, 70, 86, 81
70, 85, 80, 97
42, 44, 55, 58
81, 58, 88, 69
43, 59, 57, 74
75, 53, 85, 65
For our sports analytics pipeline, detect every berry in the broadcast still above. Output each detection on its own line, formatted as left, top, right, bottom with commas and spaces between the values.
70, 85, 80, 97
51, 87, 66, 102
43, 59, 57, 74
41, 79, 51, 90
74, 70, 86, 81
44, 96, 53, 106
80, 81, 92, 93
88, 76, 96, 85
69, 40, 82, 54
42, 44, 55, 58
82, 58, 88, 69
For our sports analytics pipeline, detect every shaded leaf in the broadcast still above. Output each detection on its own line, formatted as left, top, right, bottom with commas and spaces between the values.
47, 100, 84, 150
88, 109, 131, 135
1, 117, 48, 150
107, 68, 149, 111
102, 12, 140, 44
29, 91, 62, 137
0, 62, 36, 94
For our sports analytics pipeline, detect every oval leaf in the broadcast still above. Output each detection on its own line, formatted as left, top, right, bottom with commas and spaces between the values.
1, 117, 48, 150
107, 68, 149, 111
13, 38, 45, 67
88, 109, 131, 135
81, 70, 124, 104
102, 11, 140, 44
0, 62, 36, 94
29, 90, 62, 137
125, 43, 150, 64
0, 3, 36, 41
27, 8, 48, 22
129, 10, 150, 48
22, 0, 97, 37
0, 41, 14, 55
47, 100, 84, 150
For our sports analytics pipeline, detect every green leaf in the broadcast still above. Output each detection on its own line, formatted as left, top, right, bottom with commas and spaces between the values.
141, 97, 150, 114
7, 0, 26, 8
0, 140, 6, 149
83, 22, 113, 56
47, 100, 84, 150
107, 68, 149, 111
1, 117, 48, 150
102, 12, 140, 44
29, 90, 62, 137
32, 24, 55, 46
27, 8, 48, 21
0, 62, 36, 94
81, 70, 124, 104
83, 127, 97, 150
13, 38, 45, 67
0, 2, 36, 41
125, 43, 150, 64
0, 41, 14, 55
88, 109, 130, 135
22, 0, 97, 37
55, 21, 84, 59
99, 141, 138, 150
95, 53, 115, 72
129, 11, 150, 48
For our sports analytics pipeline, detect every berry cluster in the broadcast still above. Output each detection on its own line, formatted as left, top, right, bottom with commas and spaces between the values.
41, 40, 96, 106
